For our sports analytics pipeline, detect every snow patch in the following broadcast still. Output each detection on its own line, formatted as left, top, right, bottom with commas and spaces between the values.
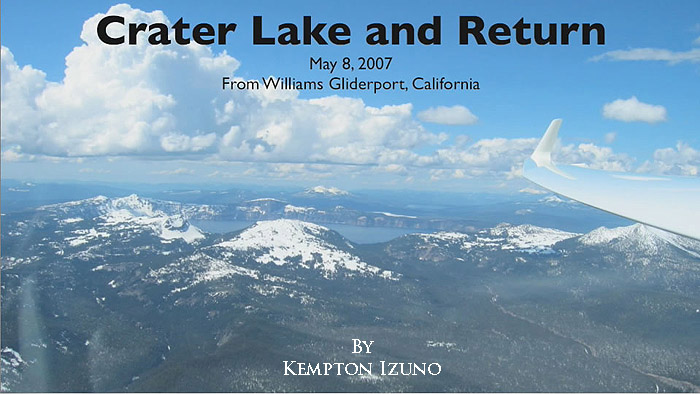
66, 228, 110, 247
1, 348, 25, 367
284, 204, 317, 214
490, 224, 579, 252
59, 217, 84, 224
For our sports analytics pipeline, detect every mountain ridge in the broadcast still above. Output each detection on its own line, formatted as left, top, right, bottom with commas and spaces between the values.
2, 194, 699, 392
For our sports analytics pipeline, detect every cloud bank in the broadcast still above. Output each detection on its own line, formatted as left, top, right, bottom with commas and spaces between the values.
2, 4, 695, 182
1, 4, 442, 164
639, 142, 700, 176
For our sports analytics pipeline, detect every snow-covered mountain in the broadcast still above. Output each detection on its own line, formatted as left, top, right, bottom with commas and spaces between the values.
303, 185, 350, 196
138, 219, 398, 307
579, 223, 700, 258
2, 195, 700, 393
214, 219, 395, 279
101, 196, 205, 244
39, 194, 207, 245
539, 195, 577, 205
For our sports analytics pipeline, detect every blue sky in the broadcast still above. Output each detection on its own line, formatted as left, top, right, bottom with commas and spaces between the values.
1, 1, 699, 191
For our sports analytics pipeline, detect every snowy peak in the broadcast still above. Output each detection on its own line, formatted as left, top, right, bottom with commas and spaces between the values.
579, 224, 700, 257
215, 219, 395, 279
580, 224, 651, 246
303, 185, 350, 196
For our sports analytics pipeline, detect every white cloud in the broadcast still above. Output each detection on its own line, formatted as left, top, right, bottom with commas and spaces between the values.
638, 142, 700, 176
79, 168, 111, 174
375, 164, 409, 175
506, 165, 523, 180
452, 169, 467, 179
590, 27, 700, 64
204, 135, 635, 182
1, 4, 443, 166
207, 170, 242, 179
604, 132, 617, 144
1, 147, 35, 162
3, 4, 694, 183
417, 105, 478, 125
151, 168, 195, 176
556, 143, 634, 172
591, 48, 700, 64
602, 96, 667, 124
424, 137, 538, 170
417, 137, 631, 178
160, 134, 217, 153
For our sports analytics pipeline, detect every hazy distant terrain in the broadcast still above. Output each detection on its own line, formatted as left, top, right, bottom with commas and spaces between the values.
2, 183, 698, 392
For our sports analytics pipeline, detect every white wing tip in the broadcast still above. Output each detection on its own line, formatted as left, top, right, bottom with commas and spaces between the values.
526, 119, 574, 180
531, 119, 562, 168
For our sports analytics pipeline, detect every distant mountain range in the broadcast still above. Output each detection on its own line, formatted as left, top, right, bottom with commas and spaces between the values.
302, 185, 351, 197
1, 180, 633, 233
2, 195, 698, 392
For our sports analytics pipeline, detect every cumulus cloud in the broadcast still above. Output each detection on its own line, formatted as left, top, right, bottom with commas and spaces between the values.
415, 137, 632, 179
421, 138, 538, 171
0, 4, 443, 165
556, 142, 634, 172
604, 132, 617, 144
417, 105, 478, 125
3, 4, 691, 183
602, 97, 667, 124
374, 164, 409, 176
1, 146, 35, 162
591, 48, 700, 64
638, 142, 700, 176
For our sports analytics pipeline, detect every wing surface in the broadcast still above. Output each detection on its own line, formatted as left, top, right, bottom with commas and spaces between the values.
523, 119, 700, 241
